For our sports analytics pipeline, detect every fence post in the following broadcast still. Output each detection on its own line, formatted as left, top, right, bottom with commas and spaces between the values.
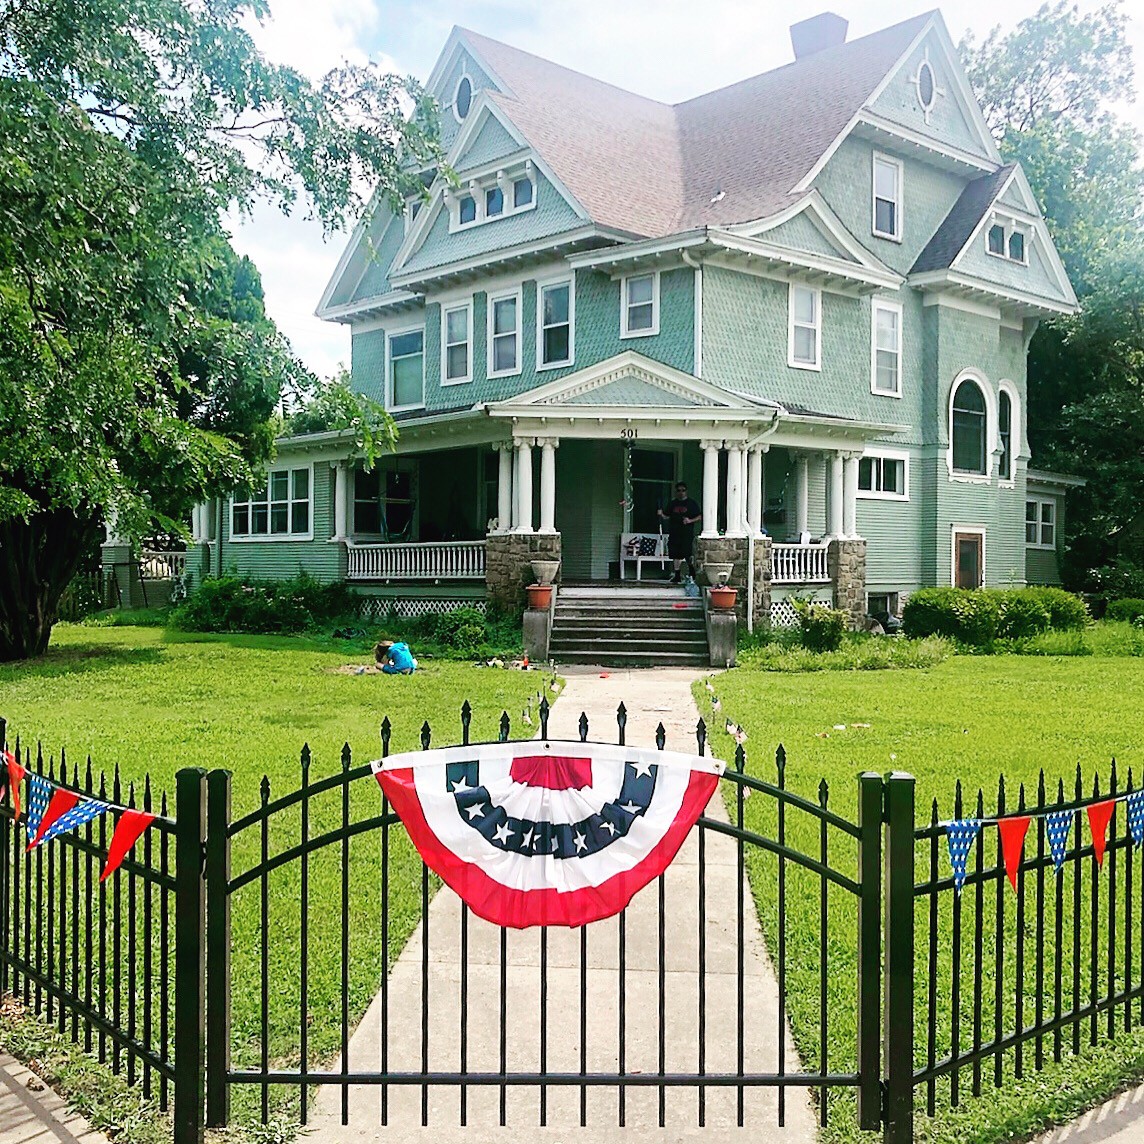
205, 770, 232, 1128
856, 771, 883, 1130
883, 771, 916, 1144
174, 768, 207, 1144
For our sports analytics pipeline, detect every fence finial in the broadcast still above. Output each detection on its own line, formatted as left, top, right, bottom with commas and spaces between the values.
420, 722, 431, 751
578, 712, 588, 743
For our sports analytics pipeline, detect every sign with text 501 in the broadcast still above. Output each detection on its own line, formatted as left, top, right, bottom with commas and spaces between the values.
619, 427, 637, 439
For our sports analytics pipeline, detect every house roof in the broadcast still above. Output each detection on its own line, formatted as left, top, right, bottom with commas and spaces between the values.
911, 164, 1016, 273
458, 13, 936, 238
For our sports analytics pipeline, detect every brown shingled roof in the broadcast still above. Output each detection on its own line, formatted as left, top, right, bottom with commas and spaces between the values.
458, 13, 935, 238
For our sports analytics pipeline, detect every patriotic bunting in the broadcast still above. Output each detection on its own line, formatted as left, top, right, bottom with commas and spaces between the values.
101, 810, 157, 882
1088, 800, 1116, 867
946, 820, 980, 892
1127, 791, 1144, 848
25, 774, 55, 842
29, 788, 81, 849
34, 796, 108, 848
998, 816, 1031, 891
1046, 810, 1072, 871
3, 748, 25, 821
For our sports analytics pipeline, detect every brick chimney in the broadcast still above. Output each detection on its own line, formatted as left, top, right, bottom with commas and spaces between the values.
790, 12, 849, 60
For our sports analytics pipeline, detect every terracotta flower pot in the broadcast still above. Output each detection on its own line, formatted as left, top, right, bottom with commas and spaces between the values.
709, 585, 737, 610
526, 583, 554, 609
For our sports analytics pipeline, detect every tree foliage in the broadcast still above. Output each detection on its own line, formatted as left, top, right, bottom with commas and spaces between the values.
0, 0, 441, 659
286, 367, 398, 470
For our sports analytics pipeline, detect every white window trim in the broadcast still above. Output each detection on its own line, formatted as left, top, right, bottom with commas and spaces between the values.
872, 152, 904, 242
620, 270, 660, 339
946, 370, 995, 483
985, 214, 1030, 266
229, 463, 315, 543
440, 299, 473, 386
997, 380, 1020, 487
451, 72, 472, 125
536, 275, 575, 371
386, 323, 426, 413
486, 286, 522, 378
787, 282, 821, 372
448, 165, 537, 234
870, 298, 903, 398
857, 448, 910, 501
950, 525, 987, 587
1025, 497, 1057, 550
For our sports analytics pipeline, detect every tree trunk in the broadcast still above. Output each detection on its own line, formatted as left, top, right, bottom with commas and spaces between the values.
0, 509, 99, 661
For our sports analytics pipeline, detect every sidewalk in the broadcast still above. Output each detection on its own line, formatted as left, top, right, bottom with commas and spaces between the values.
303, 664, 815, 1142
0, 1052, 109, 1144
1032, 1082, 1144, 1143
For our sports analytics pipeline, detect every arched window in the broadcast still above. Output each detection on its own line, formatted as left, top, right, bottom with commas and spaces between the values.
952, 380, 987, 474
998, 390, 1012, 480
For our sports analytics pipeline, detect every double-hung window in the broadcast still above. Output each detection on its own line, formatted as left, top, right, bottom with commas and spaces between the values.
1026, 499, 1056, 547
872, 153, 903, 241
998, 390, 1013, 480
488, 289, 521, 376
231, 467, 311, 539
538, 279, 573, 368
858, 453, 908, 499
871, 300, 902, 396
388, 328, 424, 409
788, 283, 821, 370
442, 302, 472, 385
621, 272, 658, 337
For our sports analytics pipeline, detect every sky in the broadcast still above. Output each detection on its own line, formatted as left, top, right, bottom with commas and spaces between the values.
229, 0, 1144, 380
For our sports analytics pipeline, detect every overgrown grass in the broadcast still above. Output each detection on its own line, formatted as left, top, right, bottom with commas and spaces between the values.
0, 623, 550, 1129
700, 654, 1144, 1143
737, 630, 952, 671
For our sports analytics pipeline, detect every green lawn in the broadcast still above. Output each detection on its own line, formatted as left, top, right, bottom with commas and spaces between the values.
0, 622, 549, 1127
700, 652, 1144, 1144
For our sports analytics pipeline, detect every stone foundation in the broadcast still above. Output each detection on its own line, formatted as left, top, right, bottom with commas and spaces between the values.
485, 532, 562, 615
694, 535, 771, 629
828, 539, 867, 629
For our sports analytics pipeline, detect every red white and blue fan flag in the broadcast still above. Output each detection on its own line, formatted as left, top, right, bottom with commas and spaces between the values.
24, 775, 55, 842
373, 741, 724, 929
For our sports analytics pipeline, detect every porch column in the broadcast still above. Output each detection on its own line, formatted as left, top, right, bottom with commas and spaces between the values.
725, 444, 745, 537
191, 503, 203, 543
740, 448, 751, 534
747, 446, 766, 537
829, 450, 844, 539
539, 438, 558, 533
496, 443, 513, 533
843, 452, 861, 539
701, 440, 720, 538
333, 462, 348, 541
514, 438, 534, 533
794, 454, 810, 538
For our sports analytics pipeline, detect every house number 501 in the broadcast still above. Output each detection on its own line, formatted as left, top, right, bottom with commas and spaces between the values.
620, 428, 638, 439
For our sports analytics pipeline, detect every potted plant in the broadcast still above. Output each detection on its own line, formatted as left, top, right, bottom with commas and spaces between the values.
526, 582, 554, 608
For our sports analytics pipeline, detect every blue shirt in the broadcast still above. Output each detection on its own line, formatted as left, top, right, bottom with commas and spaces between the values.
387, 642, 415, 671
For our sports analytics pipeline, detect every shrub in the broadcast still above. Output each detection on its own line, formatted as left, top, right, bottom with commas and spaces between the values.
432, 607, 488, 657
995, 590, 1051, 640
171, 573, 357, 634
903, 587, 1087, 648
793, 601, 846, 653
1024, 586, 1089, 630
1108, 598, 1144, 624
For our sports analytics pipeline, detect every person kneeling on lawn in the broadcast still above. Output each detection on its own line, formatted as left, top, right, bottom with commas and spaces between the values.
375, 640, 417, 675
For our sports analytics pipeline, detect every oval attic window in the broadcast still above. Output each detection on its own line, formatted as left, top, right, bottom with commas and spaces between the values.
455, 76, 473, 121
918, 60, 935, 111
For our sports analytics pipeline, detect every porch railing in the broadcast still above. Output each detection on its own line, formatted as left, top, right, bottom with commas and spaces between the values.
771, 542, 830, 584
346, 540, 487, 581
140, 549, 187, 579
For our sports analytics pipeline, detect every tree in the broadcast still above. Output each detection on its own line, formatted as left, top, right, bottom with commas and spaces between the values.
961, 1, 1144, 593
285, 367, 397, 468
0, 0, 440, 660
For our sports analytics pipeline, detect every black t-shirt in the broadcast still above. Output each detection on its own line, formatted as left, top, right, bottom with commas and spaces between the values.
665, 497, 701, 537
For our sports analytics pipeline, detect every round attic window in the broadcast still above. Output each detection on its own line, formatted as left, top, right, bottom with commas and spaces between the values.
917, 60, 936, 111
454, 76, 473, 122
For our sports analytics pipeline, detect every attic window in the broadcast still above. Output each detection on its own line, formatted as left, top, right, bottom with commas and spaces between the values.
1009, 232, 1025, 262
988, 224, 1005, 254
513, 178, 533, 207
986, 218, 1029, 264
918, 60, 935, 110
454, 76, 473, 122
448, 167, 536, 232
458, 194, 476, 225
486, 186, 504, 217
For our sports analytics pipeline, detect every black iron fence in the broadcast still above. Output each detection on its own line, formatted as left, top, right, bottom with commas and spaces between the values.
1, 707, 1142, 1144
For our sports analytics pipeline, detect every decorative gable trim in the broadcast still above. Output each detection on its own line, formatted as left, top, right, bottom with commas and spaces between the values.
315, 198, 397, 319
426, 27, 514, 102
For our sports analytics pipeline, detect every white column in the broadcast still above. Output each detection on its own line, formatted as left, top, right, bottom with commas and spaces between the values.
701, 441, 720, 537
205, 500, 217, 543
829, 451, 844, 539
191, 504, 202, 543
539, 438, 558, 533
739, 448, 751, 534
725, 444, 745, 537
496, 444, 513, 533
794, 454, 810, 539
333, 462, 348, 540
514, 439, 534, 533
747, 447, 766, 537
843, 452, 861, 539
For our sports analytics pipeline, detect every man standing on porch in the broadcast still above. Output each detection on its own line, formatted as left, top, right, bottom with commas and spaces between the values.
659, 482, 702, 583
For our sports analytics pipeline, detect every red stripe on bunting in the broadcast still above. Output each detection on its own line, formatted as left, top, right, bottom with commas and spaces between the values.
28, 789, 79, 850
1088, 800, 1116, 867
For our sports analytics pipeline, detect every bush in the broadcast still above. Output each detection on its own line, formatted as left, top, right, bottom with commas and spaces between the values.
903, 586, 1088, 648
1024, 586, 1089, 630
432, 607, 488, 657
995, 591, 1051, 639
1108, 598, 1144, 624
793, 600, 846, 652
171, 573, 357, 634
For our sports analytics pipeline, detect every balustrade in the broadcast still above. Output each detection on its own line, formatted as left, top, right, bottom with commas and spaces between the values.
770, 542, 829, 584
346, 540, 487, 582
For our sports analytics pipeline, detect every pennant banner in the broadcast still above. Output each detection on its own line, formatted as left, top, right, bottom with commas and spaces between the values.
998, 816, 1031, 891
946, 819, 981, 893
29, 788, 81, 849
1127, 791, 1144, 848
3, 748, 25, 821
25, 774, 55, 842
1046, 809, 1072, 871
374, 740, 724, 928
101, 810, 157, 882
1088, 800, 1116, 867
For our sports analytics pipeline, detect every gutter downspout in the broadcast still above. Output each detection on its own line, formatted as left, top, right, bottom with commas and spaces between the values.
682, 250, 702, 379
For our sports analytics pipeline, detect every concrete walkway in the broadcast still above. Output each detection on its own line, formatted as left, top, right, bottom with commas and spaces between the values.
305, 665, 815, 1142
0, 1053, 109, 1144
1032, 1083, 1144, 1144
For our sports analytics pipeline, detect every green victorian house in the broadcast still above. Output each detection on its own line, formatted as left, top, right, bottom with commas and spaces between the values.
182, 9, 1079, 646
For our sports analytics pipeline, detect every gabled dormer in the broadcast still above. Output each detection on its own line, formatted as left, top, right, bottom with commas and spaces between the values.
424, 28, 509, 152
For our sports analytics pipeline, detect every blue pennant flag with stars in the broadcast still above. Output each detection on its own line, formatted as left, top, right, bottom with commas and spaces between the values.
1046, 809, 1073, 871
1127, 792, 1144, 848
946, 819, 981, 893
24, 775, 54, 842
37, 798, 109, 847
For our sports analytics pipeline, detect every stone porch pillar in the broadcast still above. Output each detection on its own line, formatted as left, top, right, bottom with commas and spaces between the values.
333, 462, 349, 541
747, 446, 766, 537
725, 444, 745, 537
496, 443, 513, 533
538, 438, 558, 533
701, 440, 720, 537
843, 453, 861, 539
514, 438, 534, 533
829, 539, 868, 629
828, 450, 844, 539
794, 454, 810, 538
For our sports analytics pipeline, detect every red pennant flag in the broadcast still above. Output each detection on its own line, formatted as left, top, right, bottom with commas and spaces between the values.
3, 749, 25, 821
1088, 800, 1116, 867
28, 788, 78, 850
100, 810, 156, 882
998, 816, 1031, 892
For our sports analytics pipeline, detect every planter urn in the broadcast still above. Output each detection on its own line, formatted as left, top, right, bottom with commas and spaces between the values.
525, 583, 554, 609
709, 585, 738, 610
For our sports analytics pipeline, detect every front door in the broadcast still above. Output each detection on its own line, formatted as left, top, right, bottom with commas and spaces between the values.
954, 531, 983, 589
